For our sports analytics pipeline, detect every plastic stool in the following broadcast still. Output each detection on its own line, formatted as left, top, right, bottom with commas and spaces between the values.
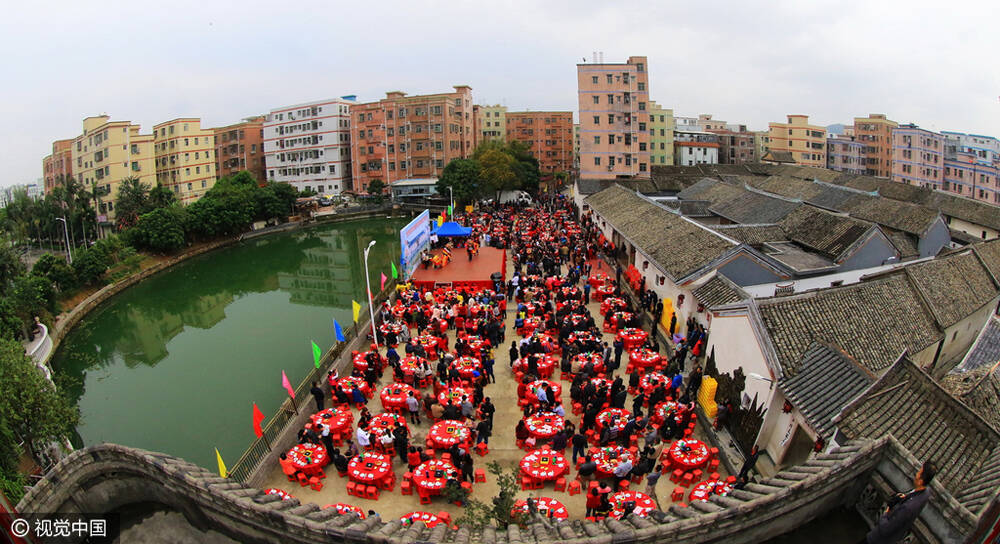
568, 480, 582, 495
365, 485, 380, 500
671, 487, 684, 502
726, 475, 737, 485
401, 481, 413, 495
475, 468, 486, 483
681, 473, 694, 488
346, 481, 357, 496
403, 471, 413, 482
589, 480, 600, 491
419, 493, 432, 505
521, 477, 533, 491
618, 480, 630, 491
461, 481, 473, 494
671, 469, 683, 483
436, 511, 452, 525
709, 459, 720, 471
710, 472, 721, 481
296, 472, 309, 486
309, 477, 323, 491
554, 477, 567, 492
693, 469, 703, 482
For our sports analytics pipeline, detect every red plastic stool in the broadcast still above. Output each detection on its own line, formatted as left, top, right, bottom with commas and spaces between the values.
692, 469, 703, 482
681, 473, 694, 488
436, 511, 452, 525
419, 493, 432, 505
671, 487, 684, 502
461, 481, 473, 494
709, 447, 719, 459
554, 477, 567, 492
726, 475, 737, 485
475, 468, 486, 483
521, 477, 533, 491
365, 485, 380, 500
475, 442, 489, 456
309, 476, 323, 491
568, 480, 582, 495
380, 474, 395, 492
401, 481, 413, 495
618, 480, 630, 491
403, 471, 413, 482
709, 459, 720, 471
683, 428, 693, 438
297, 472, 309, 487
710, 472, 721, 481
346, 481, 357, 496
589, 480, 600, 491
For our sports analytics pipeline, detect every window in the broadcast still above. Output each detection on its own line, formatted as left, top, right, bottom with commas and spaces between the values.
638, 82, 645, 91
201, 180, 206, 188
608, 114, 614, 124
594, 136, 601, 144
636, 63, 644, 72
639, 162, 647, 172
593, 116, 600, 124
638, 102, 646, 111
606, 74, 613, 84
592, 96, 599, 105
594, 157, 601, 166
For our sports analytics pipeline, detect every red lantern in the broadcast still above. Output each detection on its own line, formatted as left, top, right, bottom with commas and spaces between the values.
677, 294, 685, 306
782, 400, 792, 413
697, 303, 705, 313
814, 437, 825, 452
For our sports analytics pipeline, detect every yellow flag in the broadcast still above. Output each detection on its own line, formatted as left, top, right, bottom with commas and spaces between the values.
437, 214, 445, 227
352, 300, 361, 322
215, 447, 228, 478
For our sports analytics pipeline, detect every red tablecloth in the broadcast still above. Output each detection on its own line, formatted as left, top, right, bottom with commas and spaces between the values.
561, 313, 588, 328
559, 286, 580, 300
308, 407, 353, 435
524, 413, 565, 439
400, 511, 443, 528
567, 330, 599, 346
519, 448, 569, 481
513, 356, 556, 379
573, 353, 606, 374
351, 350, 384, 373
325, 503, 365, 518
653, 400, 681, 427
366, 412, 409, 445
437, 386, 472, 408
428, 420, 471, 449
610, 490, 656, 518
512, 497, 568, 519
286, 443, 328, 477
689, 479, 732, 502
588, 377, 611, 393
347, 451, 393, 485
589, 274, 610, 289
617, 327, 647, 350
520, 316, 545, 336
264, 488, 293, 501
379, 322, 407, 338
415, 335, 440, 358
601, 297, 627, 315
669, 439, 710, 470
639, 372, 670, 393
463, 335, 488, 353
523, 380, 562, 405
333, 376, 372, 400
629, 348, 661, 370
596, 408, 631, 434
594, 284, 615, 300
380, 383, 418, 413
451, 356, 483, 380
592, 446, 635, 478
412, 459, 457, 496
399, 356, 428, 379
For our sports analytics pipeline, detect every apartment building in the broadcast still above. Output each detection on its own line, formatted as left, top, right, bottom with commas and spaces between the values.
505, 111, 574, 174
70, 115, 156, 228
474, 104, 506, 146
890, 123, 944, 189
153, 119, 217, 204
767, 115, 826, 167
707, 125, 756, 164
42, 139, 74, 195
854, 114, 897, 177
351, 86, 474, 192
264, 97, 354, 194
577, 55, 651, 179
573, 124, 580, 170
648, 101, 674, 166
943, 150, 1000, 204
753, 131, 770, 161
673, 130, 719, 166
696, 114, 728, 131
214, 116, 266, 182
942, 131, 1000, 165
826, 135, 865, 174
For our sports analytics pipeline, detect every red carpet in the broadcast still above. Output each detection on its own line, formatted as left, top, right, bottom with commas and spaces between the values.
411, 247, 506, 290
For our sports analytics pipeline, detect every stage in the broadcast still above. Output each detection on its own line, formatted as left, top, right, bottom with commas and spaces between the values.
410, 247, 506, 290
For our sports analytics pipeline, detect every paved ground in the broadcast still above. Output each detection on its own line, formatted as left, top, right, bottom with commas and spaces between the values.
260, 257, 725, 522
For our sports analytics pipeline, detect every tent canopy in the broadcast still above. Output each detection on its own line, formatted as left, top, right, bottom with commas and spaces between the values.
433, 221, 472, 237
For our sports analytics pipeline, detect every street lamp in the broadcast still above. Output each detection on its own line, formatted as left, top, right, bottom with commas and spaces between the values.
55, 217, 71, 264
448, 186, 454, 215
363, 240, 380, 351
747, 372, 774, 384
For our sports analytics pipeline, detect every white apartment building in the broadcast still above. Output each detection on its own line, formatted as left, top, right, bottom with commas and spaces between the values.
674, 129, 719, 166
263, 97, 355, 194
941, 131, 1000, 165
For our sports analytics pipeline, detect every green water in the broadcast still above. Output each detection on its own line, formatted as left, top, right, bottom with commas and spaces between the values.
51, 217, 408, 469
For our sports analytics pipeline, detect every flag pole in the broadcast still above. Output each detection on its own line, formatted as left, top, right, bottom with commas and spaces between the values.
288, 395, 298, 415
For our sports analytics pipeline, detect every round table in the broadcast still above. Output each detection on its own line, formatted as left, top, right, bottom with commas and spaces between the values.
379, 383, 418, 413
559, 286, 580, 300
601, 297, 627, 315
347, 451, 393, 486
324, 503, 365, 518
463, 335, 488, 353
399, 356, 428, 380
308, 407, 353, 435
639, 372, 670, 393
333, 376, 372, 400
352, 350, 382, 373
609, 490, 657, 518
561, 313, 588, 329
629, 348, 662, 370
379, 321, 407, 339
589, 273, 610, 289
617, 327, 647, 350
524, 413, 565, 440
669, 439, 710, 470
437, 387, 472, 408
592, 446, 635, 478
451, 356, 483, 381
524, 380, 562, 405
428, 420, 471, 449
596, 408, 631, 435
521, 317, 544, 336
415, 335, 440, 358
588, 377, 611, 393
412, 459, 458, 497
608, 312, 635, 332
366, 412, 409, 445
400, 511, 443, 528
689, 479, 733, 502
573, 353, 606, 374
512, 497, 569, 520
594, 284, 615, 301
519, 448, 569, 482
286, 443, 328, 477
652, 400, 681, 427
567, 330, 599, 346
264, 488, 293, 501
513, 356, 556, 379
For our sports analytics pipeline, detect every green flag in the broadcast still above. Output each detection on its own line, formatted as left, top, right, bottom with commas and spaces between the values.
448, 204, 453, 216
391, 261, 398, 279
311, 341, 322, 368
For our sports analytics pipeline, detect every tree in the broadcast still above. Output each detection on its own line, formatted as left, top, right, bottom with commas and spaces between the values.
10, 275, 55, 339
31, 253, 77, 292
72, 245, 111, 286
454, 461, 523, 530
437, 159, 482, 203
0, 244, 25, 297
0, 337, 80, 464
125, 206, 188, 253
367, 179, 385, 195
478, 148, 518, 200
148, 183, 178, 210
114, 177, 151, 230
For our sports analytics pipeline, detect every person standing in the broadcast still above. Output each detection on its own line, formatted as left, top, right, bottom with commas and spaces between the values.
612, 338, 624, 373
669, 312, 677, 336
571, 429, 588, 465
863, 460, 936, 544
737, 445, 761, 481
645, 464, 662, 501
309, 382, 325, 412
405, 391, 421, 425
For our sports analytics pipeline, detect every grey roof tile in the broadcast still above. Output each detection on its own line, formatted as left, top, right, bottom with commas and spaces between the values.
780, 343, 875, 438
711, 224, 788, 246
900, 249, 999, 329
692, 274, 748, 308
777, 206, 877, 262
708, 192, 801, 224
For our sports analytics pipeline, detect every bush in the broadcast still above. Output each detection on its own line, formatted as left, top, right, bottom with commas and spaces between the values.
31, 253, 77, 292
72, 246, 111, 286
125, 206, 188, 253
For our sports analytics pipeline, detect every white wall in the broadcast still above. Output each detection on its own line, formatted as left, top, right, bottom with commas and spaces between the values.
263, 99, 353, 194
948, 216, 999, 241
675, 145, 719, 166
704, 310, 774, 407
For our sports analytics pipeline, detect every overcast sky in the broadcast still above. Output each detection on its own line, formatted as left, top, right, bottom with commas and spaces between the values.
4, 0, 998, 187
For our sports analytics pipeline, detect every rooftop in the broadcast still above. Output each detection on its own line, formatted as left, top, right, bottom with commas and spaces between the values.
780, 343, 875, 438
692, 274, 748, 309
776, 206, 877, 262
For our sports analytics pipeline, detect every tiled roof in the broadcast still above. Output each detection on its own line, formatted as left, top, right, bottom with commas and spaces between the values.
762, 150, 796, 164
884, 229, 919, 258
777, 206, 876, 262
708, 192, 801, 224
955, 316, 1000, 372
838, 193, 941, 236
835, 355, 1000, 514
950, 228, 982, 245
662, 199, 712, 217
972, 238, 1000, 282
692, 274, 748, 308
942, 362, 1000, 432
675, 178, 747, 204
780, 343, 875, 438
756, 274, 942, 376
711, 224, 789, 246
900, 249, 999, 329
744, 175, 826, 201
927, 192, 1000, 231
585, 185, 737, 281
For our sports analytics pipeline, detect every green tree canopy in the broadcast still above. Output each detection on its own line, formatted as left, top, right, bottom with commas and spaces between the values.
478, 148, 519, 199
114, 177, 151, 230
31, 253, 77, 292
437, 158, 482, 203
148, 183, 178, 210
125, 206, 188, 253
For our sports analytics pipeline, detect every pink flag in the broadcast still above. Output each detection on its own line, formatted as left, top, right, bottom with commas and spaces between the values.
281, 370, 295, 399
380, 272, 387, 290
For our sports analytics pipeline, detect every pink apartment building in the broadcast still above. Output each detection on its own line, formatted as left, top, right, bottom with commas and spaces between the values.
577, 55, 651, 179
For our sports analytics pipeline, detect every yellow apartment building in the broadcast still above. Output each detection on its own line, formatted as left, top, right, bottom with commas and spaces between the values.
153, 118, 217, 204
648, 101, 674, 166
70, 115, 156, 232
767, 115, 827, 167
854, 113, 897, 177
475, 104, 507, 146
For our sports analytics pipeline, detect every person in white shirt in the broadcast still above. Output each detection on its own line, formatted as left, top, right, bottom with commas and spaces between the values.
356, 427, 370, 448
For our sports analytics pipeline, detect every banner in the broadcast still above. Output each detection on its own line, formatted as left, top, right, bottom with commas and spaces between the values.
399, 209, 431, 280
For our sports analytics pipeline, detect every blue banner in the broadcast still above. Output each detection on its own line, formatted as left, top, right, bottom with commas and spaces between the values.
399, 209, 431, 279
